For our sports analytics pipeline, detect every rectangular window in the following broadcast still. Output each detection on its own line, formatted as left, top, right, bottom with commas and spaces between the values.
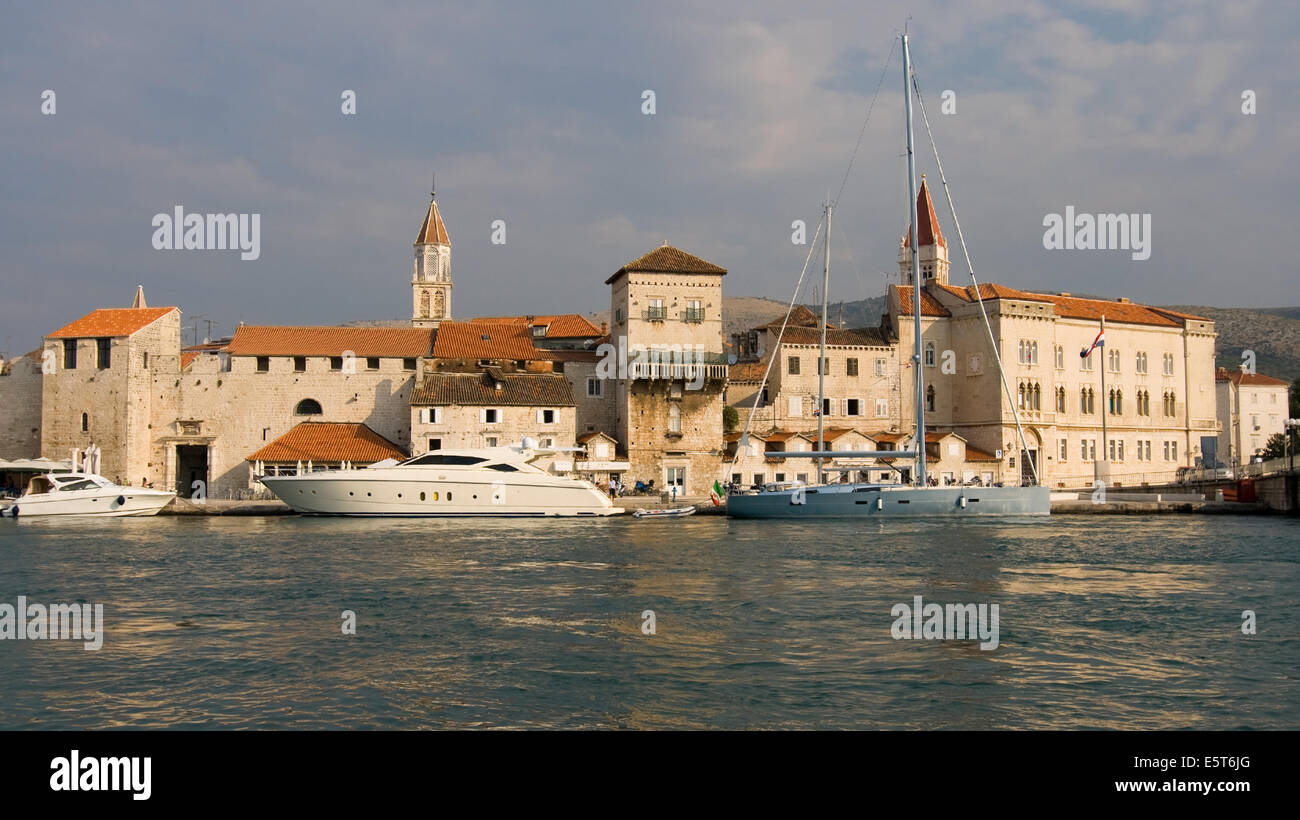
428, 438, 441, 451
256, 356, 270, 373
732, 473, 742, 485
1171, 441, 1177, 460
774, 473, 786, 483
418, 408, 442, 425
62, 339, 77, 370
366, 357, 380, 370
143, 351, 149, 370
846, 398, 861, 416
329, 356, 343, 371
1081, 440, 1089, 461
538, 409, 556, 424
615, 307, 624, 324
1060, 439, 1068, 461
587, 378, 602, 397
816, 357, 829, 375
788, 395, 801, 417
875, 358, 887, 376
485, 436, 498, 448
666, 467, 685, 486
875, 398, 888, 418
482, 408, 499, 424
788, 356, 800, 375
822, 398, 833, 417
96, 338, 111, 370
403, 358, 417, 370
645, 298, 666, 321
1081, 351, 1093, 371
294, 356, 307, 372
846, 358, 858, 376
753, 474, 763, 486
796, 473, 808, 484
684, 300, 704, 322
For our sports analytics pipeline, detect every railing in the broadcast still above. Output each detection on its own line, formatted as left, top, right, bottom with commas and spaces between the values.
683, 307, 705, 322
643, 307, 667, 321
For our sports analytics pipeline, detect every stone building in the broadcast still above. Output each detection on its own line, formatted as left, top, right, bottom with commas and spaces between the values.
604, 245, 730, 495
0, 350, 44, 459
1215, 367, 1291, 467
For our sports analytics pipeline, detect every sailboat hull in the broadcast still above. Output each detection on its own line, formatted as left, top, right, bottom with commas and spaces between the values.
726, 483, 1050, 518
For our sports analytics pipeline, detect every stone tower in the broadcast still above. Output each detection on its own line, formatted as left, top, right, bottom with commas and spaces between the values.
412, 184, 452, 328
898, 175, 949, 286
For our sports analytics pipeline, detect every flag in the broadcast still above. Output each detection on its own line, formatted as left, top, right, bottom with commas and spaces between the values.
710, 480, 724, 506
1080, 328, 1104, 359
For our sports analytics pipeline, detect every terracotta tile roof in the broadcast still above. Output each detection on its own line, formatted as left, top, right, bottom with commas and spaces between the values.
180, 352, 199, 370
764, 429, 813, 443
577, 431, 618, 445
872, 431, 906, 442
547, 349, 602, 363
724, 431, 768, 443
415, 198, 451, 245
247, 422, 407, 463
605, 245, 727, 284
412, 370, 575, 406
727, 359, 770, 381
933, 283, 1189, 328
925, 431, 965, 443
903, 178, 946, 248
778, 326, 892, 347
468, 314, 603, 338
431, 321, 540, 360
1216, 368, 1289, 387
964, 445, 999, 462
818, 428, 864, 442
893, 285, 951, 317
47, 307, 178, 339
762, 305, 828, 329
1151, 306, 1211, 322
226, 326, 434, 357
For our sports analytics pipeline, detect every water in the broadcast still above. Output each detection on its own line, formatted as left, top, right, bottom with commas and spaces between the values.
0, 514, 1296, 729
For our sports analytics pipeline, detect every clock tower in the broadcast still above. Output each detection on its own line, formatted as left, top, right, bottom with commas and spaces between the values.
412, 182, 452, 328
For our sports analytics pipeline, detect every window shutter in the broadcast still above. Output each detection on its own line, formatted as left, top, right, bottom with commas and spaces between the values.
432, 408, 441, 424
479, 409, 487, 424
419, 408, 428, 424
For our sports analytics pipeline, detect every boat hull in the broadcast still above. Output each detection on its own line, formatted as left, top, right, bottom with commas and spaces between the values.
6, 489, 175, 518
726, 484, 1050, 518
260, 472, 622, 517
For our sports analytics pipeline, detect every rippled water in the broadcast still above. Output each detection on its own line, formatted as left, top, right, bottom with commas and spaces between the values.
0, 514, 1296, 729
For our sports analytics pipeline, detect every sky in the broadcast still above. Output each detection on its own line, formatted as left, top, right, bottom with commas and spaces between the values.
2, 0, 1296, 353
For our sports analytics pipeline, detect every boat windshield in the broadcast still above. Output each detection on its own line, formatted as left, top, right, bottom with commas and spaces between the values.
396, 454, 489, 467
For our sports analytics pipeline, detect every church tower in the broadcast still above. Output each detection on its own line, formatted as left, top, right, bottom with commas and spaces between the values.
898, 175, 949, 286
412, 181, 452, 328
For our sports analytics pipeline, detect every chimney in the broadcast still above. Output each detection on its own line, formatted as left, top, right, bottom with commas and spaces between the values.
1057, 292, 1071, 297
1116, 297, 1130, 303
600, 321, 608, 335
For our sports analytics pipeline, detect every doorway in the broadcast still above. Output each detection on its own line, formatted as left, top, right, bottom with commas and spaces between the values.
176, 445, 208, 498
1019, 449, 1039, 486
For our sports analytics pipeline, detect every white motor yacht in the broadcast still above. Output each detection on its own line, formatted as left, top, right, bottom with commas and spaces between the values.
2, 473, 176, 518
258, 445, 623, 517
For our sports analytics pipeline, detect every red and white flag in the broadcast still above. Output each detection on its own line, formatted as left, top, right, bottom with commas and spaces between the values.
1080, 328, 1104, 359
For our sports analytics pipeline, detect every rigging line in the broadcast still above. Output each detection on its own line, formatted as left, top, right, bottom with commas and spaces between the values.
832, 35, 899, 210
724, 215, 826, 482
833, 220, 871, 323
911, 66, 1040, 486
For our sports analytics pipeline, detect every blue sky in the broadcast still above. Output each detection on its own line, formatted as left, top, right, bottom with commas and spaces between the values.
2, 0, 1296, 352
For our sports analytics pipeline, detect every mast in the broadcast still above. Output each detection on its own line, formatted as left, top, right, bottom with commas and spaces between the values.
902, 33, 927, 486
817, 202, 831, 484
1098, 313, 1108, 480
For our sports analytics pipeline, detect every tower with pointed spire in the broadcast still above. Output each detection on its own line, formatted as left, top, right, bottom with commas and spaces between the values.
412, 178, 452, 328
898, 175, 949, 286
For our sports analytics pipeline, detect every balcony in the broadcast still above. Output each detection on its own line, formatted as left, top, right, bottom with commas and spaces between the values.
644, 306, 667, 321
683, 307, 705, 323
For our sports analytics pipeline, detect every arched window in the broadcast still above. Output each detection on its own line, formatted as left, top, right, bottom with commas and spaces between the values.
419, 291, 430, 318
1080, 388, 1089, 414
926, 384, 935, 412
1032, 383, 1041, 410
433, 290, 446, 318
924, 342, 935, 367
81, 412, 89, 432
1115, 389, 1122, 414
1055, 345, 1064, 369
1057, 387, 1066, 413
1018, 383, 1026, 408
295, 399, 323, 415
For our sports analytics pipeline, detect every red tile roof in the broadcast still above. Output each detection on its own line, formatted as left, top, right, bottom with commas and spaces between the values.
415, 198, 451, 245
893, 285, 951, 317
431, 321, 540, 360
903, 177, 946, 248
467, 314, 603, 338
764, 429, 813, 443
727, 360, 769, 381
926, 283, 1199, 328
180, 352, 199, 370
605, 245, 727, 284
247, 422, 407, 463
412, 370, 575, 406
778, 326, 892, 347
226, 326, 434, 357
964, 446, 999, 462
577, 431, 618, 445
1216, 368, 1289, 387
47, 307, 178, 339
762, 305, 829, 329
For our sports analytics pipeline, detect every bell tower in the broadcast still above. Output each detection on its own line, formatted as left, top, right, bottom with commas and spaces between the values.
412, 177, 452, 328
898, 175, 949, 286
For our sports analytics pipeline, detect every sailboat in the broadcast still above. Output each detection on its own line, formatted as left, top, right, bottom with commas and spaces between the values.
726, 33, 1050, 518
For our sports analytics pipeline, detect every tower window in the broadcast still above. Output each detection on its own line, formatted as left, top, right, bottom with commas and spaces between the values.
63, 339, 77, 370
295, 399, 323, 415
96, 338, 111, 370
256, 356, 270, 373
294, 356, 307, 372
81, 412, 89, 432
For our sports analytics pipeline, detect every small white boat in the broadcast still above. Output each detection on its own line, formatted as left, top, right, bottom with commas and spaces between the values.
632, 506, 697, 518
2, 473, 175, 518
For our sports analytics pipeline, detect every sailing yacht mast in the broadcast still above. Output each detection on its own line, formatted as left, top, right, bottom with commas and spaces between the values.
817, 201, 831, 484
902, 33, 928, 486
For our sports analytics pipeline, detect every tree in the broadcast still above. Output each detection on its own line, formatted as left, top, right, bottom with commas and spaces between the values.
1261, 432, 1288, 460
722, 405, 739, 432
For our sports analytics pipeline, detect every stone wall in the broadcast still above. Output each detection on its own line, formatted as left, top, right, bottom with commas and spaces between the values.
0, 352, 44, 458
